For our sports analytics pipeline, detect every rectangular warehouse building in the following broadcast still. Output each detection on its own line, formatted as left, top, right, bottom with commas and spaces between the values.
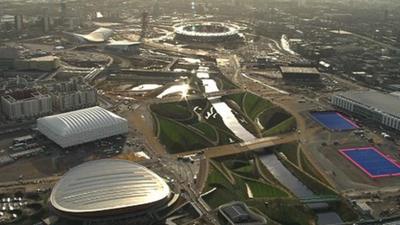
331, 90, 400, 131
37, 106, 128, 148
279, 66, 320, 81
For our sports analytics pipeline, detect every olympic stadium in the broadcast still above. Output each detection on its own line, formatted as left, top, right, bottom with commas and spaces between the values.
49, 159, 173, 223
174, 22, 241, 43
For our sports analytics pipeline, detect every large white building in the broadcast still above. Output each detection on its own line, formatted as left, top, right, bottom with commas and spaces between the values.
66, 27, 114, 43
50, 159, 171, 222
1, 90, 52, 120
37, 106, 128, 148
331, 90, 400, 131
105, 41, 141, 55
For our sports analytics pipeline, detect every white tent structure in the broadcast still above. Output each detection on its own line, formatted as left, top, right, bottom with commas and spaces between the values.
37, 106, 128, 148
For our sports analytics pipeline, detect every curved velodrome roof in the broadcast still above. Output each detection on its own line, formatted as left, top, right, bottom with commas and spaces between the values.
37, 106, 128, 148
50, 159, 170, 214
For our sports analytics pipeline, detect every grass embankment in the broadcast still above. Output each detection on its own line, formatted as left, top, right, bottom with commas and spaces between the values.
274, 143, 360, 222
277, 143, 332, 187
203, 155, 315, 225
274, 143, 336, 196
247, 199, 315, 225
223, 92, 296, 137
155, 116, 213, 153
151, 99, 240, 153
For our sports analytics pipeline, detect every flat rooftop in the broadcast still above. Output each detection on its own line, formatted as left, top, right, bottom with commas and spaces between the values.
0, 48, 20, 59
106, 40, 141, 46
3, 90, 44, 101
279, 66, 320, 75
336, 90, 400, 117
28, 55, 59, 62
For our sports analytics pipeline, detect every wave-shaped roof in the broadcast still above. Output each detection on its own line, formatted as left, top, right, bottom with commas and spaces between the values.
50, 159, 170, 214
73, 27, 114, 43
37, 106, 128, 148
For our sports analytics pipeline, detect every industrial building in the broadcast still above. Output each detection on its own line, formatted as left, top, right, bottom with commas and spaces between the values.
279, 66, 320, 81
1, 90, 52, 120
0, 47, 20, 70
37, 106, 128, 148
0, 48, 60, 72
331, 90, 400, 131
218, 202, 267, 225
105, 41, 141, 55
14, 55, 60, 71
50, 159, 171, 222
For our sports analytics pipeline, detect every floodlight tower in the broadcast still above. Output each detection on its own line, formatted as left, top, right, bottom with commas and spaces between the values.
140, 11, 149, 41
191, 0, 196, 17
60, 0, 66, 25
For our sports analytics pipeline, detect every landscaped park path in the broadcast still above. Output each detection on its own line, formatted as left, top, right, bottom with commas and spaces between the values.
126, 103, 166, 157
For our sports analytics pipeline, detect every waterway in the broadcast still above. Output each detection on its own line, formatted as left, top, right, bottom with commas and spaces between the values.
259, 152, 343, 225
196, 67, 256, 142
281, 34, 298, 55
211, 101, 256, 142
157, 84, 190, 99
131, 84, 162, 91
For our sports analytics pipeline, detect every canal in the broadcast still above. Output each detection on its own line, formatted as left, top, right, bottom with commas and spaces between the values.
197, 67, 257, 142
259, 152, 343, 225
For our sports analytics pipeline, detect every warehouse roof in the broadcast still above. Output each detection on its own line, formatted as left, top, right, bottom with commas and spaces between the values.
38, 106, 124, 136
50, 159, 170, 214
279, 66, 320, 74
106, 40, 141, 46
336, 90, 400, 117
37, 106, 128, 148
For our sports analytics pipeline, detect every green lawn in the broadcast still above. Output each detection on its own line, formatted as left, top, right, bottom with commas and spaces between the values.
151, 99, 243, 153
235, 175, 288, 198
204, 159, 288, 209
151, 103, 194, 122
258, 107, 292, 129
274, 142, 299, 166
191, 122, 218, 143
156, 116, 213, 153
202, 156, 320, 225
263, 117, 296, 136
223, 93, 243, 107
242, 92, 273, 120
223, 92, 295, 137
247, 199, 315, 225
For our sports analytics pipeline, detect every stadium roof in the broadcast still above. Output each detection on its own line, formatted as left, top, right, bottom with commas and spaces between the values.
37, 106, 128, 148
336, 90, 400, 117
70, 27, 114, 43
174, 22, 239, 37
50, 159, 170, 214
